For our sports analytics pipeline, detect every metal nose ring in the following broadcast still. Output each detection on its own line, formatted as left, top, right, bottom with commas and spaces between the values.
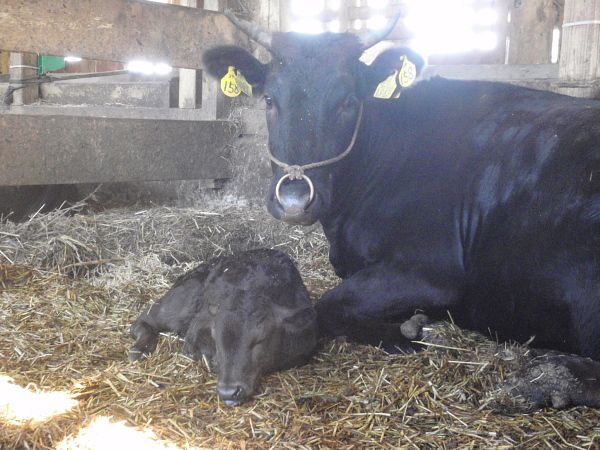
274, 173, 315, 208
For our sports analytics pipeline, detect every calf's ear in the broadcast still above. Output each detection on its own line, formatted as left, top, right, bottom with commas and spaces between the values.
282, 306, 317, 332
280, 307, 318, 361
202, 45, 268, 95
362, 47, 425, 98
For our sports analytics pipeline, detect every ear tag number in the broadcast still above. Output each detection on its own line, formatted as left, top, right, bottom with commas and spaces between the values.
221, 66, 241, 97
220, 66, 253, 98
235, 70, 253, 97
373, 70, 399, 99
398, 56, 417, 88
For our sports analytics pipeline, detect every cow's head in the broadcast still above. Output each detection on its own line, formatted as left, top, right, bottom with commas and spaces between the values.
203, 11, 423, 225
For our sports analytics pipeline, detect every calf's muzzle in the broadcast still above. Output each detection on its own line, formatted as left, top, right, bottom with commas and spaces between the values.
217, 383, 248, 406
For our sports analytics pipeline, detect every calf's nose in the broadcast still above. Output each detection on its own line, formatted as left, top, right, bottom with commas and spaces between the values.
217, 384, 247, 406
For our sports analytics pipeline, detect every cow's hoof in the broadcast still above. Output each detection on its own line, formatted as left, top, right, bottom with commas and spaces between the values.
400, 313, 429, 340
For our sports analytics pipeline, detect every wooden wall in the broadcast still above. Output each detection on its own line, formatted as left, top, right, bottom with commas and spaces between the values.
0, 51, 9, 75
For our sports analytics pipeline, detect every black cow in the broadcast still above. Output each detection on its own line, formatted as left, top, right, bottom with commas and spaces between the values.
129, 249, 318, 406
204, 13, 600, 364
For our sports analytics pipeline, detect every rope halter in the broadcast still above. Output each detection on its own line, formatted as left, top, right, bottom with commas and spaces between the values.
269, 103, 364, 207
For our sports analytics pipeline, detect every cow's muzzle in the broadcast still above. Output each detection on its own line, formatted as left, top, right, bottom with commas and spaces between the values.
275, 172, 314, 213
267, 104, 363, 225
270, 175, 318, 225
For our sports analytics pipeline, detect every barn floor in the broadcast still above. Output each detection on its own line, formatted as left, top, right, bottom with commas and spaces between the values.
1, 199, 599, 449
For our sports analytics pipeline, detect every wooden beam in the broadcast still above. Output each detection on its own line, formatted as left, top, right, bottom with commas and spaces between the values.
422, 64, 559, 81
422, 63, 600, 97
0, 114, 235, 185
200, 0, 221, 119
179, 0, 199, 109
507, 0, 559, 64
559, 0, 600, 82
0, 0, 245, 70
9, 53, 38, 105
0, 51, 9, 75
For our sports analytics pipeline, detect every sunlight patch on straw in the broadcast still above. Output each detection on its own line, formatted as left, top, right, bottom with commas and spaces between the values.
0, 375, 77, 425
56, 416, 192, 450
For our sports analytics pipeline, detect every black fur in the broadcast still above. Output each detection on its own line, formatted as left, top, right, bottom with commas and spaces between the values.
129, 249, 318, 405
203, 33, 600, 363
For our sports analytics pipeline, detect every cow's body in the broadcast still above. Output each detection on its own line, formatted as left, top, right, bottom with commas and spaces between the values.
318, 78, 600, 358
129, 249, 318, 405
203, 15, 600, 364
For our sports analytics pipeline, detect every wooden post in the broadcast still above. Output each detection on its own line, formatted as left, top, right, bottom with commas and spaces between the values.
201, 0, 220, 119
507, 0, 559, 64
559, 0, 600, 91
9, 52, 39, 105
0, 51, 9, 75
179, 0, 200, 109
256, 0, 280, 62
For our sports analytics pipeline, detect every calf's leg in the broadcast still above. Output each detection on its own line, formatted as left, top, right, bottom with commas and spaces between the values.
129, 319, 159, 362
128, 274, 206, 361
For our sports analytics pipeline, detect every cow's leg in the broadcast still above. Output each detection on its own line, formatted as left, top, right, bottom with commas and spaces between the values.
503, 350, 600, 409
565, 274, 600, 361
316, 264, 460, 351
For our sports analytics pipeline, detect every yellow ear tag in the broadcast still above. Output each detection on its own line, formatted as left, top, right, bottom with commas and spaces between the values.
398, 56, 417, 88
221, 66, 241, 97
235, 70, 253, 97
373, 70, 399, 99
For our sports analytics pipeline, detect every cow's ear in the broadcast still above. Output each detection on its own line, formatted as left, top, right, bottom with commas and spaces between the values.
202, 45, 268, 96
363, 47, 425, 98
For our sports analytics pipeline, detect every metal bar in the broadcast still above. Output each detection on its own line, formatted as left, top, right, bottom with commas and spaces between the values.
0, 114, 235, 185
0, 0, 245, 70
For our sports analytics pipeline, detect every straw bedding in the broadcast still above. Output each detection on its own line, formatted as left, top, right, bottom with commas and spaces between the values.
1, 200, 599, 449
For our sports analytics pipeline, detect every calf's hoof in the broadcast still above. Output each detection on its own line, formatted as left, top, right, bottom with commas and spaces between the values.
128, 348, 147, 362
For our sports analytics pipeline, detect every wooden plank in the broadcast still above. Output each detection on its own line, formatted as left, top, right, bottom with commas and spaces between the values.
40, 80, 170, 108
9, 53, 38, 105
178, 0, 199, 109
0, 114, 235, 185
0, 51, 9, 75
559, 0, 600, 82
422, 63, 600, 97
0, 0, 245, 70
3, 104, 221, 121
507, 0, 559, 64
200, 0, 221, 119
422, 64, 559, 81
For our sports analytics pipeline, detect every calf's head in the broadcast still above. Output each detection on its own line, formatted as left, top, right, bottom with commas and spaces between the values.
203, 12, 423, 225
186, 292, 317, 406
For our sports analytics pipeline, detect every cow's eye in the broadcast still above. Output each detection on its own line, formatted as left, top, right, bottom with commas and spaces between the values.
264, 95, 273, 109
340, 95, 358, 112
